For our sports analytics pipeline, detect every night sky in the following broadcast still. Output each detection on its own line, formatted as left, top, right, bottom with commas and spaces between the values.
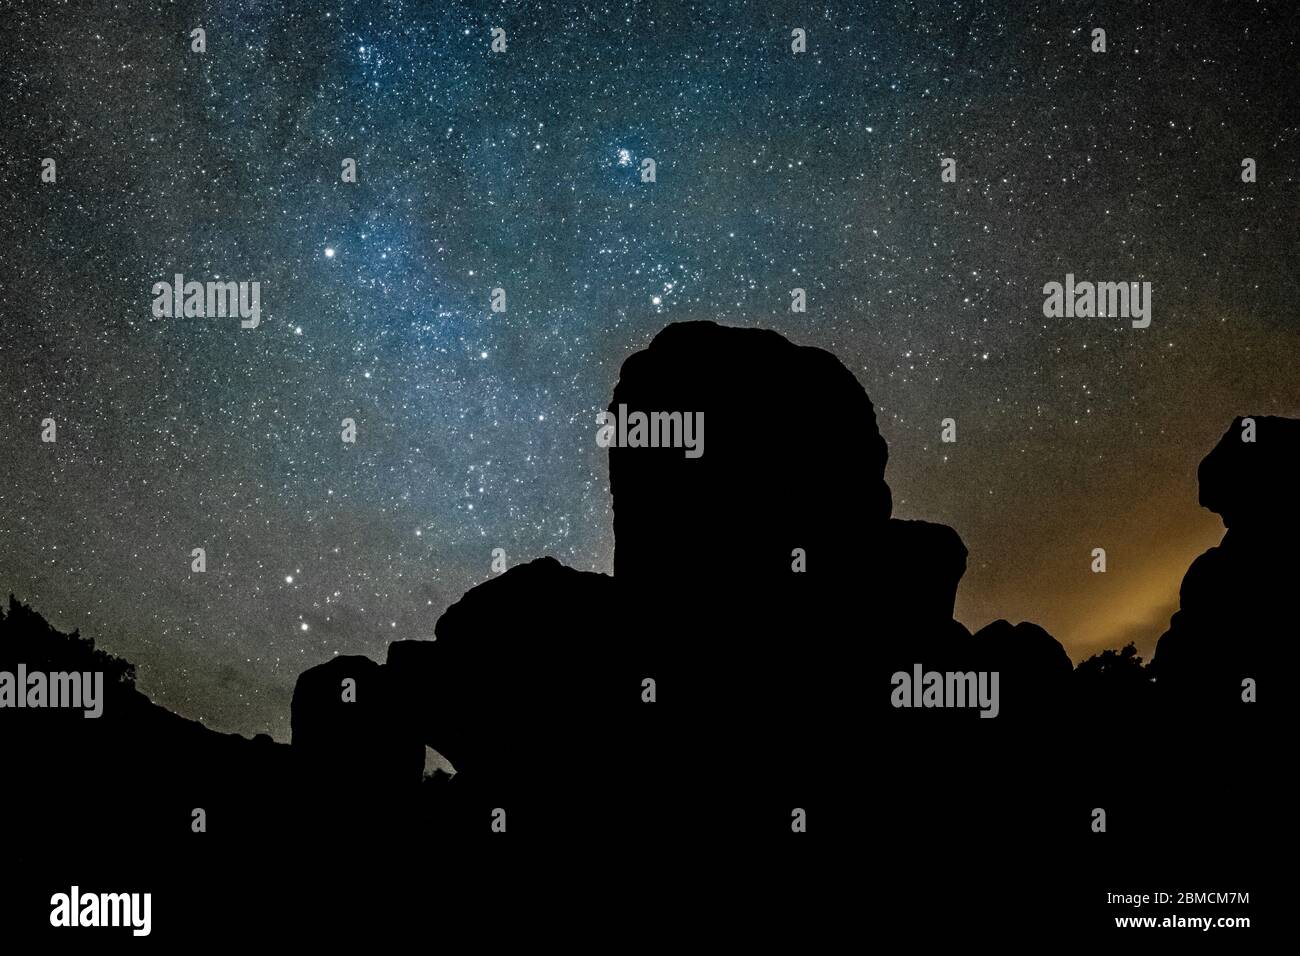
2, 1, 1297, 741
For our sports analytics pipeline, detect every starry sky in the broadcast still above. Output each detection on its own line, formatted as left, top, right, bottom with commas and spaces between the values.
1, 0, 1297, 741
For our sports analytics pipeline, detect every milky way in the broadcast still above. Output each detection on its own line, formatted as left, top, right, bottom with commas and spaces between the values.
2, 1, 1297, 740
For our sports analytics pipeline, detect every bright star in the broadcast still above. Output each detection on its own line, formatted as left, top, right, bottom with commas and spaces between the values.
324, 248, 335, 258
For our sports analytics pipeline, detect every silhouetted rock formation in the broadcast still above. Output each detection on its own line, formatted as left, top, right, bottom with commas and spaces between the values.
1, 594, 291, 846
2, 323, 1283, 937
881, 518, 968, 623
604, 322, 905, 837
365, 322, 1067, 841
973, 619, 1073, 720
609, 321, 891, 586
874, 518, 975, 691
1198, 415, 1300, 530
385, 637, 442, 758
414, 557, 625, 835
290, 654, 424, 797
1152, 415, 1299, 712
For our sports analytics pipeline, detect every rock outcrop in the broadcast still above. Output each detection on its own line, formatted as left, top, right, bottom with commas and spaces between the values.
1152, 415, 1299, 712
608, 321, 892, 587
290, 654, 423, 792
